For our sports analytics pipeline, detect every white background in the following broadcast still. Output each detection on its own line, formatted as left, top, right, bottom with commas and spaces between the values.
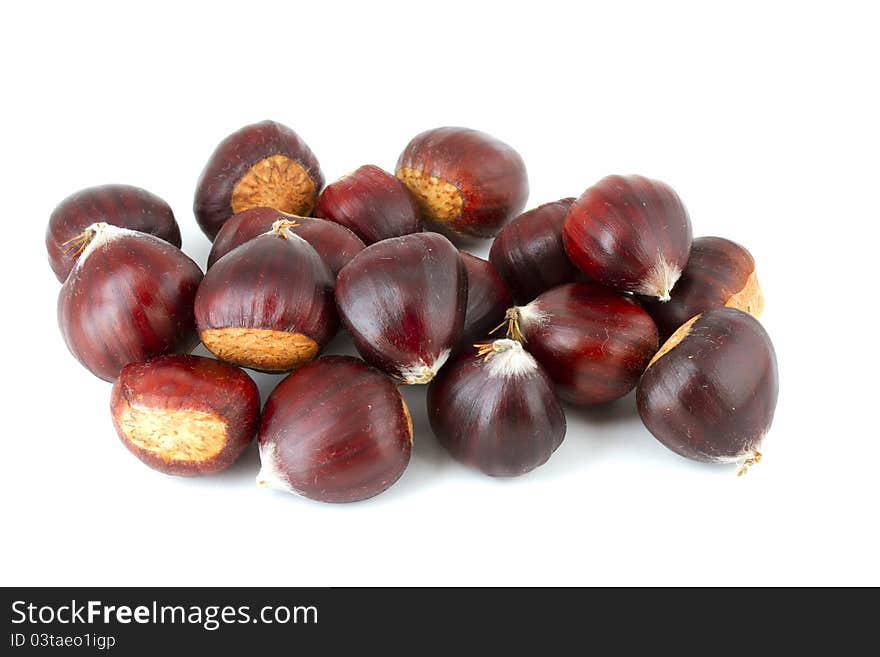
2, 1, 877, 586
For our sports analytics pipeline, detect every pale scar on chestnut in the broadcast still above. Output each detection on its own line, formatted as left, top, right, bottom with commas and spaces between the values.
231, 154, 317, 216
727, 271, 764, 318
116, 402, 228, 463
200, 327, 319, 371
396, 167, 464, 228
647, 314, 701, 368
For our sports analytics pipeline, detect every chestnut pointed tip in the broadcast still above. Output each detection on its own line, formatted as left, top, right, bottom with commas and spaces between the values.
256, 443, 294, 493
638, 254, 681, 302
397, 349, 452, 385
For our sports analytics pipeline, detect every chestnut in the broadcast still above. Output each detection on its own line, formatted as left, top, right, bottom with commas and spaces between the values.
46, 184, 181, 282
459, 252, 512, 347
504, 282, 658, 405
489, 198, 578, 303
193, 120, 324, 240
637, 307, 778, 473
195, 220, 337, 372
427, 339, 565, 476
563, 175, 693, 301
641, 236, 764, 341
58, 223, 202, 382
206, 206, 365, 275
314, 165, 421, 244
257, 356, 412, 503
395, 127, 529, 239
111, 355, 260, 476
336, 232, 468, 384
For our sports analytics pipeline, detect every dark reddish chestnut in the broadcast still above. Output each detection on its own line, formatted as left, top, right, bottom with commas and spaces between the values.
504, 282, 658, 405
428, 339, 565, 476
396, 127, 529, 239
489, 198, 578, 303
641, 236, 764, 341
195, 220, 337, 372
46, 184, 181, 282
58, 223, 202, 382
459, 252, 512, 347
336, 232, 467, 384
314, 165, 422, 244
111, 355, 260, 476
563, 175, 693, 301
257, 356, 412, 503
194, 120, 324, 240
637, 307, 778, 474
206, 206, 365, 274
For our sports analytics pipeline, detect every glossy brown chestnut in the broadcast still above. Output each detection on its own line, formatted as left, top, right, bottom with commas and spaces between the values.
641, 236, 764, 341
489, 198, 578, 303
459, 252, 512, 347
257, 356, 413, 503
563, 175, 693, 301
195, 221, 337, 372
206, 206, 365, 275
637, 307, 778, 473
111, 355, 260, 476
428, 339, 565, 476
314, 165, 422, 244
395, 127, 529, 239
193, 120, 324, 240
504, 282, 659, 405
58, 223, 202, 382
46, 184, 181, 282
335, 232, 467, 384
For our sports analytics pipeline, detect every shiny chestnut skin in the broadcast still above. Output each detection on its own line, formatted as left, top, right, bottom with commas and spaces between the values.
637, 307, 778, 470
505, 282, 659, 405
641, 236, 764, 341
459, 252, 512, 347
396, 127, 529, 239
428, 339, 565, 476
195, 221, 338, 372
193, 120, 324, 240
206, 206, 364, 275
335, 232, 468, 384
46, 184, 181, 282
563, 175, 693, 301
257, 356, 413, 503
315, 165, 421, 244
111, 355, 260, 476
58, 223, 202, 382
489, 198, 577, 303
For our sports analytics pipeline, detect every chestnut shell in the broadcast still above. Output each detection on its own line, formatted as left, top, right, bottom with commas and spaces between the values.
512, 282, 659, 405
258, 355, 412, 503
563, 175, 693, 300
642, 236, 763, 341
428, 340, 565, 476
193, 120, 324, 240
46, 184, 181, 283
314, 164, 422, 244
206, 207, 365, 275
111, 355, 260, 476
489, 198, 577, 303
195, 227, 338, 372
396, 127, 529, 238
459, 252, 513, 346
637, 307, 778, 464
335, 232, 468, 384
58, 225, 202, 382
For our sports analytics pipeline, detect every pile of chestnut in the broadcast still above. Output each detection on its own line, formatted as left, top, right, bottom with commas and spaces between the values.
47, 120, 779, 503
